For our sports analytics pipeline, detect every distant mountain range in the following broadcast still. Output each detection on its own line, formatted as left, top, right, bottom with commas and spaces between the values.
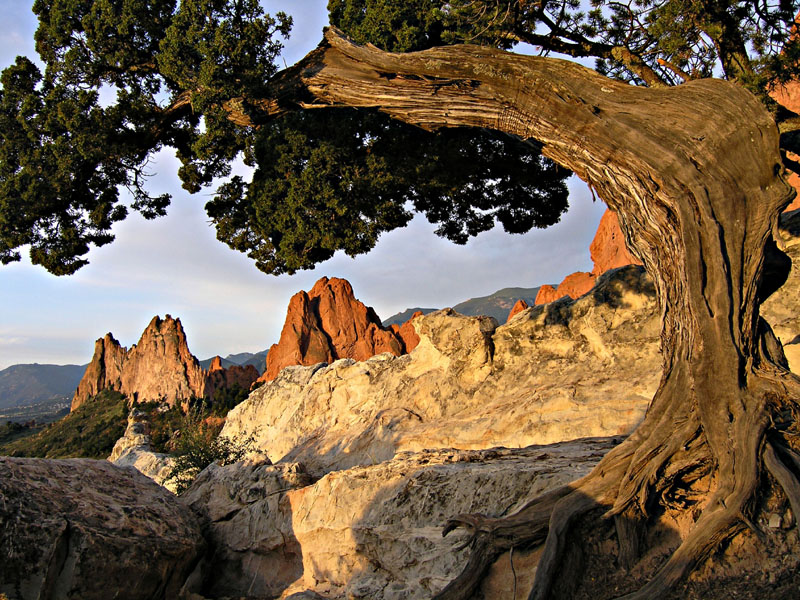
0, 364, 86, 410
383, 286, 546, 326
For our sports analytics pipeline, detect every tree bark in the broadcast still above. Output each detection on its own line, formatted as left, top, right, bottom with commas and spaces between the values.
261, 29, 800, 598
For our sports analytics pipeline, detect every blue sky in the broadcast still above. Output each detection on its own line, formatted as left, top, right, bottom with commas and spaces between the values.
0, 1, 606, 369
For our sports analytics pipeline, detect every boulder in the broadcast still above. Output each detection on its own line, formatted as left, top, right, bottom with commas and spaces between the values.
109, 408, 175, 491
185, 438, 617, 600
260, 277, 410, 382
182, 457, 313, 599
223, 266, 660, 477
0, 457, 204, 600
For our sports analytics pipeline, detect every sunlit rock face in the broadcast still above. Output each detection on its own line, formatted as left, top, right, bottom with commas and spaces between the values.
118, 315, 206, 406
71, 315, 260, 411
224, 265, 661, 477
71, 333, 127, 410
108, 408, 175, 491
184, 438, 617, 600
71, 315, 204, 410
259, 276, 416, 382
203, 355, 260, 399
506, 298, 529, 322
0, 456, 204, 600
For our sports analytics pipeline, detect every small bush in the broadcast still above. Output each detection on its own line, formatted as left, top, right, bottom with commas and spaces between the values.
165, 411, 256, 494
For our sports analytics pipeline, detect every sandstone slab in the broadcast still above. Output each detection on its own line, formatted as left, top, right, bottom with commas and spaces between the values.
185, 438, 617, 600
109, 408, 175, 491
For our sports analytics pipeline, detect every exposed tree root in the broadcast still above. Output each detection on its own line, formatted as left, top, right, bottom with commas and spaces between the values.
433, 369, 800, 600
764, 442, 800, 527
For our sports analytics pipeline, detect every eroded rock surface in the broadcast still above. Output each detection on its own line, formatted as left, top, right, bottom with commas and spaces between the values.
762, 209, 800, 372
0, 457, 204, 600
71, 315, 205, 410
109, 408, 175, 491
185, 438, 617, 600
506, 298, 529, 322
224, 266, 660, 477
71, 333, 127, 410
203, 355, 260, 400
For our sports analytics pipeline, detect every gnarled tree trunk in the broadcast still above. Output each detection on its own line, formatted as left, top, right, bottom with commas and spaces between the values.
258, 29, 800, 598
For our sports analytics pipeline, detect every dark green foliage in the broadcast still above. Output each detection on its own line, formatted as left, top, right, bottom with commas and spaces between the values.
208, 108, 568, 273
136, 400, 185, 453
206, 1, 570, 275
165, 410, 255, 494
4, 0, 798, 276
328, 0, 450, 52
0, 420, 41, 446
211, 383, 250, 416
0, 389, 127, 458
437, 0, 800, 101
0, 0, 290, 274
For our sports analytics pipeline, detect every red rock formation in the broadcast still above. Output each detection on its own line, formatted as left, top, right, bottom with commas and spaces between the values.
71, 333, 127, 411
261, 277, 410, 382
506, 299, 529, 322
390, 311, 423, 353
204, 356, 260, 400
119, 315, 206, 406
535, 209, 642, 305
72, 315, 255, 411
589, 210, 640, 274
534, 285, 559, 305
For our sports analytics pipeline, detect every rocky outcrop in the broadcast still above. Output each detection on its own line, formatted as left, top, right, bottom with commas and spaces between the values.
71, 333, 127, 410
536, 209, 642, 305
260, 277, 414, 382
389, 309, 423, 352
0, 457, 204, 600
109, 408, 175, 491
769, 79, 800, 210
72, 315, 259, 411
203, 356, 260, 399
506, 298, 529, 322
119, 315, 206, 406
184, 437, 617, 600
224, 265, 660, 477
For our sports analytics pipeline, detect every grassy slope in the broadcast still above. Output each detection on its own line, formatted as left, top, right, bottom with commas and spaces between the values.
0, 390, 127, 459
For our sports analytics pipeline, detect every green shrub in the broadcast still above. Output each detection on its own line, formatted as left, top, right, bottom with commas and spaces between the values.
165, 411, 256, 494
